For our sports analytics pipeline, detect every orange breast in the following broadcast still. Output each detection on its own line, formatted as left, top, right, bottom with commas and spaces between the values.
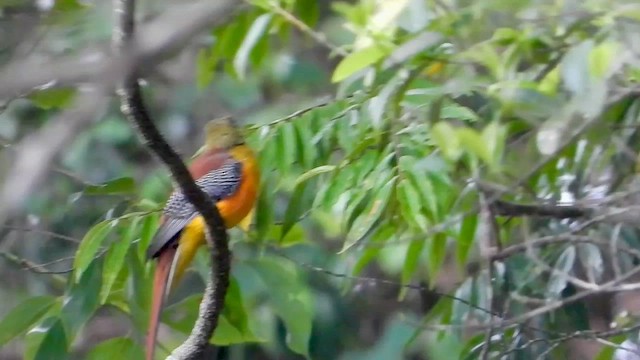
216, 145, 259, 228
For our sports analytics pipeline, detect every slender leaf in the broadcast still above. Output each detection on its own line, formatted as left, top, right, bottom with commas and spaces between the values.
100, 217, 140, 304
456, 215, 478, 268
332, 45, 386, 82
33, 319, 67, 360
427, 232, 448, 286
0, 296, 57, 347
73, 221, 113, 282
84, 177, 135, 196
341, 177, 396, 253
234, 13, 273, 79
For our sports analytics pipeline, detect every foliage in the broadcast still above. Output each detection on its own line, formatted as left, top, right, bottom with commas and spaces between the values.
1, 0, 640, 359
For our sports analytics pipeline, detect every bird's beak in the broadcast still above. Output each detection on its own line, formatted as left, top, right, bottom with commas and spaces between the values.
191, 145, 207, 159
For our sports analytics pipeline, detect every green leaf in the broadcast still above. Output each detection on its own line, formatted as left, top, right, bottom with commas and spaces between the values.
440, 104, 479, 122
33, 319, 67, 360
100, 217, 140, 304
28, 88, 76, 109
84, 177, 136, 196
270, 223, 307, 247
126, 250, 152, 332
428, 232, 448, 286
62, 260, 102, 340
25, 317, 59, 360
73, 221, 113, 282
431, 122, 461, 161
400, 239, 425, 299
294, 119, 319, 169
196, 47, 217, 90
589, 41, 619, 80
86, 337, 144, 360
234, 13, 273, 79
281, 179, 314, 240
295, 0, 319, 27
481, 121, 506, 171
294, 165, 336, 186
250, 258, 313, 357
396, 179, 427, 230
53, 0, 85, 11
138, 213, 159, 261
341, 177, 396, 253
0, 296, 57, 347
255, 177, 274, 241
164, 277, 260, 345
332, 45, 386, 83
399, 156, 439, 220
456, 215, 477, 269
457, 127, 493, 166
594, 334, 627, 360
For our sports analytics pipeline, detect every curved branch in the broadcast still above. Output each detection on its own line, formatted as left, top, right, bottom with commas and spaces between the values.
112, 0, 238, 358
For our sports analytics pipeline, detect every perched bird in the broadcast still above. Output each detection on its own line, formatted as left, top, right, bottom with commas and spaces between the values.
145, 117, 259, 360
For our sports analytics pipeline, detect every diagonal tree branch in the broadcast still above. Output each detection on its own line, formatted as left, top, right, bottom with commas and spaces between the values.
112, 0, 239, 358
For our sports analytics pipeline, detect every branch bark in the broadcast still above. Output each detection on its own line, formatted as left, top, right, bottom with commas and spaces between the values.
112, 0, 238, 358
492, 199, 590, 218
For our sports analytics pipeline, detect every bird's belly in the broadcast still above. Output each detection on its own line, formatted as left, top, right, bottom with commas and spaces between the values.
216, 165, 259, 228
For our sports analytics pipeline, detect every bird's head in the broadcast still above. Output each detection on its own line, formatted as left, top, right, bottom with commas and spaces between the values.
203, 116, 244, 150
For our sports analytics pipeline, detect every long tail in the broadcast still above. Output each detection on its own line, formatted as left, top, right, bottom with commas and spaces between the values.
146, 247, 177, 360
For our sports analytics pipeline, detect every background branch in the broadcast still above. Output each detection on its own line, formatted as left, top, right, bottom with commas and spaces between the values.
113, 0, 240, 358
0, 0, 242, 99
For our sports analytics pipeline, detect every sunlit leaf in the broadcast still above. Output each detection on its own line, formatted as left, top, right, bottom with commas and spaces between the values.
457, 127, 493, 166
332, 45, 386, 83
431, 122, 461, 161
53, 0, 85, 11
28, 88, 76, 110
589, 41, 620, 80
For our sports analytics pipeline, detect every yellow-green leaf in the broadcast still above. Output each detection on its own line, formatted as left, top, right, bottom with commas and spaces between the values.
332, 45, 386, 83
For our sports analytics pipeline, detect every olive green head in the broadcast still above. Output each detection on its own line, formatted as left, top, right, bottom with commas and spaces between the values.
203, 116, 244, 149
